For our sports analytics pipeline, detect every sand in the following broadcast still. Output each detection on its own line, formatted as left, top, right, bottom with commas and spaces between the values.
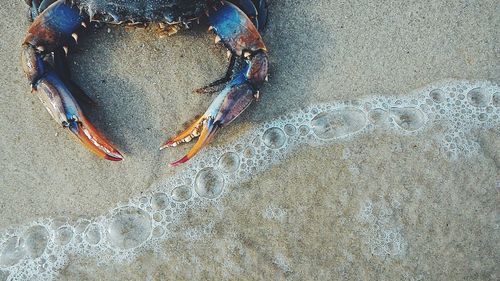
0, 0, 498, 280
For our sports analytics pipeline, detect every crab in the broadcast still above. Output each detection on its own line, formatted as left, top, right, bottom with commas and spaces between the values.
21, 0, 269, 166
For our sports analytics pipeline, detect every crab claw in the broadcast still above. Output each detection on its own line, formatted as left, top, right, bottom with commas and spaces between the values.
22, 0, 122, 161
162, 75, 257, 166
161, 117, 220, 167
33, 68, 124, 161
163, 1, 268, 166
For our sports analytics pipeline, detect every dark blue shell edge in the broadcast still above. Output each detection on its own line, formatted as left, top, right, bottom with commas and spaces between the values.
70, 0, 218, 24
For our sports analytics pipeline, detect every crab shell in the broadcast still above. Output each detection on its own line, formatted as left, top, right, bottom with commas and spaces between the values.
71, 0, 218, 24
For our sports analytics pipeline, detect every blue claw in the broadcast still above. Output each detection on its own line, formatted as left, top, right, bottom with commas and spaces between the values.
22, 0, 122, 161
164, 1, 268, 166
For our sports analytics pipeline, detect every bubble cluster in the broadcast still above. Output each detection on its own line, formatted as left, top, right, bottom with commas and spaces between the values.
263, 206, 288, 222
357, 198, 406, 259
0, 80, 498, 280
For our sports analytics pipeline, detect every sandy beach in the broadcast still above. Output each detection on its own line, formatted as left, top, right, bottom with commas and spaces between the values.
0, 0, 498, 280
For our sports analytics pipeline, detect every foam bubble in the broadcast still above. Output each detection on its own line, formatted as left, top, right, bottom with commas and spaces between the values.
152, 226, 165, 238
218, 152, 240, 173
171, 186, 192, 202
75, 220, 90, 234
467, 87, 490, 107
54, 227, 73, 246
23, 225, 49, 259
151, 193, 168, 211
84, 224, 101, 245
262, 127, 286, 149
0, 237, 25, 267
478, 113, 487, 121
243, 146, 256, 158
194, 168, 224, 199
429, 89, 445, 103
106, 207, 152, 250
284, 124, 297, 136
389, 107, 426, 131
311, 108, 367, 139
153, 213, 163, 222
298, 125, 310, 136
0, 270, 9, 281
368, 108, 388, 125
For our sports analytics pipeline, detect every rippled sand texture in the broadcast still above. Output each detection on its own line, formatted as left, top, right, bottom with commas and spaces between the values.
0, 0, 499, 280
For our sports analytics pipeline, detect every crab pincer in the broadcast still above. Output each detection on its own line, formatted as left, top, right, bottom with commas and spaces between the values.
161, 1, 269, 166
21, 1, 123, 161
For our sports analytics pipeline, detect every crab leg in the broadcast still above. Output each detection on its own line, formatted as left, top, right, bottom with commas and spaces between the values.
162, 1, 269, 166
22, 0, 123, 161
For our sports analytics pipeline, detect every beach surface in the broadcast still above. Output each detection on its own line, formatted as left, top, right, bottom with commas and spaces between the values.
0, 0, 498, 280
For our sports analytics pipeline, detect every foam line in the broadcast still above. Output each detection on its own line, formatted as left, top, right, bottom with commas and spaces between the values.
0, 80, 498, 280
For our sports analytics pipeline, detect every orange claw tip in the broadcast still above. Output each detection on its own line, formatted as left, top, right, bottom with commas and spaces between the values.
104, 153, 124, 161
168, 122, 220, 168
169, 156, 190, 167
69, 116, 124, 162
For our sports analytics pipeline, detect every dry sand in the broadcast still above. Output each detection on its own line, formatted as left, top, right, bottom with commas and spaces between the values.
0, 0, 499, 280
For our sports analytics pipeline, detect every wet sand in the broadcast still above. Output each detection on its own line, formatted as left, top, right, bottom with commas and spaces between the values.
0, 0, 498, 280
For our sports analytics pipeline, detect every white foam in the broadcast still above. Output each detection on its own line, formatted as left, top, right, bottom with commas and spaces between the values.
0, 80, 498, 280
357, 198, 407, 259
